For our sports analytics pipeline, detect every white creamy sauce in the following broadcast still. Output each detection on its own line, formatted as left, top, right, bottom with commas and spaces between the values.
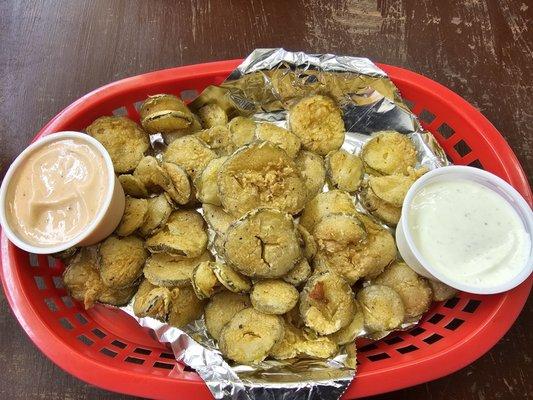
409, 179, 530, 288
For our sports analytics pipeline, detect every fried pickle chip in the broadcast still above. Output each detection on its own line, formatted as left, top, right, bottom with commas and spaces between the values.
227, 116, 256, 147
224, 208, 301, 278
163, 136, 217, 180
162, 162, 192, 205
368, 173, 415, 208
217, 141, 307, 216
138, 194, 173, 237
167, 285, 205, 328
98, 284, 137, 307
360, 186, 401, 226
357, 284, 405, 332
205, 291, 251, 341
116, 197, 148, 236
194, 157, 228, 205
140, 94, 194, 134
119, 174, 149, 198
283, 258, 312, 287
255, 123, 301, 158
296, 225, 318, 261
375, 262, 432, 318
312, 213, 366, 253
192, 261, 222, 299
162, 115, 202, 144
99, 235, 148, 289
146, 210, 208, 258
361, 131, 417, 175
197, 103, 228, 128
300, 271, 355, 335
195, 126, 235, 156
62, 247, 102, 309
329, 300, 365, 345
299, 190, 356, 231
202, 204, 234, 235
289, 95, 345, 156
133, 156, 169, 192
294, 151, 326, 200
314, 214, 396, 283
219, 308, 284, 364
269, 323, 338, 360
86, 116, 149, 173
53, 246, 78, 261
133, 279, 171, 320
325, 149, 364, 192
211, 262, 252, 293
428, 279, 458, 302
144, 251, 212, 287
251, 279, 299, 315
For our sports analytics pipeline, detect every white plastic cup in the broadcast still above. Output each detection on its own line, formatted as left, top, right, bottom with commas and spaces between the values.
0, 131, 125, 254
396, 165, 533, 294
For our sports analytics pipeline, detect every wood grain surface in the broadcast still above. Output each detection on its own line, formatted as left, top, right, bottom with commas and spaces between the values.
0, 0, 531, 399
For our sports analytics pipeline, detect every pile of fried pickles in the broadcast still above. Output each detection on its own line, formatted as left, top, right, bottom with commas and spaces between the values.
60, 93, 457, 365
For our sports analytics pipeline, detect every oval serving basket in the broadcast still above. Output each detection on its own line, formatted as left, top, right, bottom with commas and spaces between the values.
1, 60, 531, 399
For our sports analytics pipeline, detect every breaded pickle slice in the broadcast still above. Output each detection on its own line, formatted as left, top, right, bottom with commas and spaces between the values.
299, 190, 356, 231
312, 213, 366, 253
202, 204, 234, 235
361, 131, 417, 175
99, 235, 147, 289
133, 279, 171, 320
224, 208, 301, 278
167, 285, 205, 328
325, 149, 364, 192
294, 151, 326, 200
251, 279, 299, 314
428, 279, 458, 302
329, 300, 365, 345
300, 271, 355, 335
146, 210, 208, 258
211, 262, 252, 293
144, 251, 212, 287
357, 284, 405, 332
162, 162, 192, 205
192, 261, 221, 299
98, 284, 137, 307
86, 116, 149, 173
296, 225, 318, 261
119, 174, 148, 198
283, 258, 312, 287
197, 103, 228, 129
227, 116, 256, 147
255, 123, 301, 158
140, 94, 194, 134
367, 172, 419, 207
195, 126, 234, 156
134, 156, 170, 193
204, 292, 251, 341
360, 186, 401, 226
116, 197, 148, 236
289, 95, 345, 156
269, 323, 338, 360
62, 247, 103, 309
163, 136, 217, 180
138, 194, 173, 237
375, 262, 432, 318
217, 141, 307, 216
195, 157, 228, 206
219, 308, 284, 364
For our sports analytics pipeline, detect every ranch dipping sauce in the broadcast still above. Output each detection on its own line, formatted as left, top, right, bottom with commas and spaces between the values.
408, 178, 531, 289
5, 137, 109, 247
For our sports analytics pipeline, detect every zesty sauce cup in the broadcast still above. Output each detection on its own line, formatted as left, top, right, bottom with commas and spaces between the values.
0, 131, 125, 254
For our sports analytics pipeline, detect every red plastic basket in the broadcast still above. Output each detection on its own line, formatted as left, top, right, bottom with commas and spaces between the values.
1, 60, 531, 399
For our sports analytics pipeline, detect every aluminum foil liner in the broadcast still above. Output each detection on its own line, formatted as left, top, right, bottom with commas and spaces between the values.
122, 48, 449, 400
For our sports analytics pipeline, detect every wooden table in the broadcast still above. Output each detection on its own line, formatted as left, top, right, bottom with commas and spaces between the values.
0, 0, 531, 399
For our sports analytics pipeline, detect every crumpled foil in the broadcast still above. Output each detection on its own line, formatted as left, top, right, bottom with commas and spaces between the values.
122, 48, 449, 400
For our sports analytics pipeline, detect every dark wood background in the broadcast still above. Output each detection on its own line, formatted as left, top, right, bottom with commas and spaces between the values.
0, 0, 531, 399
